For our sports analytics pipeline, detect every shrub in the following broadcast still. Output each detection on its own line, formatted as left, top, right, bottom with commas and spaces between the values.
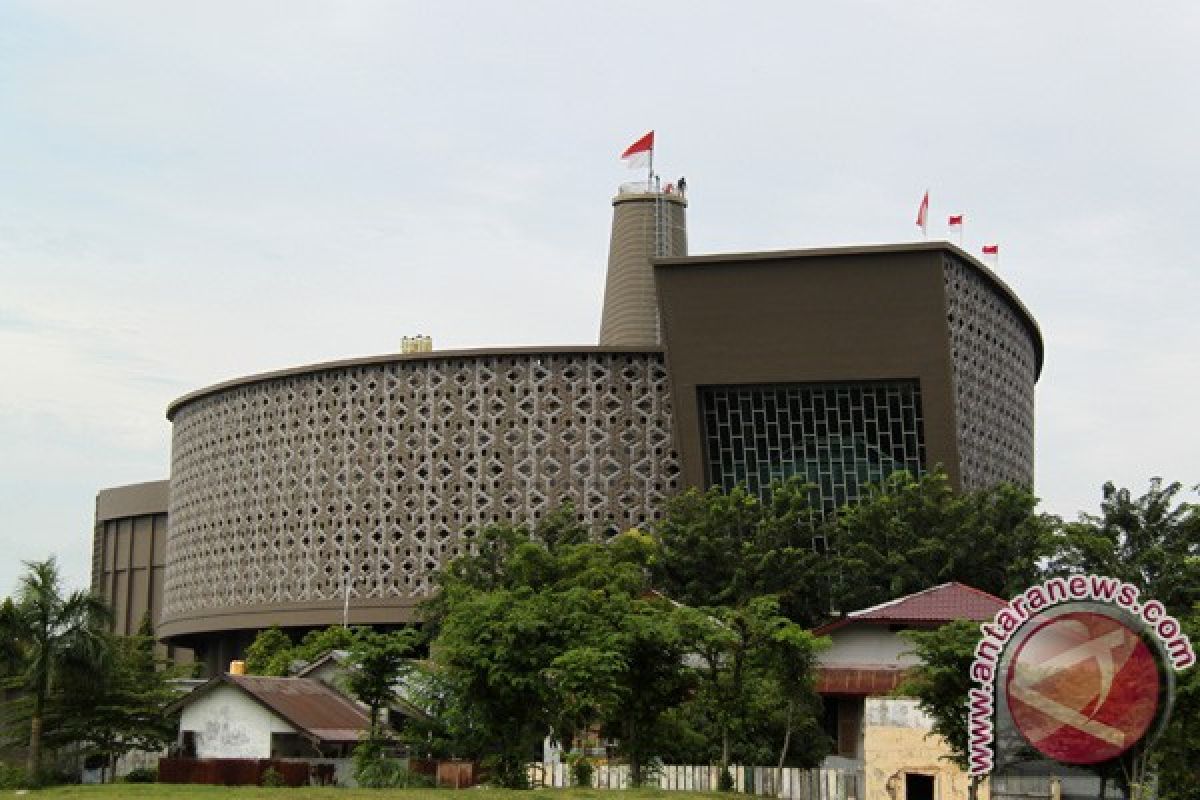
568, 755, 594, 788
0, 764, 26, 790
718, 767, 735, 792
482, 753, 528, 790
352, 740, 432, 789
260, 766, 286, 787
124, 766, 158, 783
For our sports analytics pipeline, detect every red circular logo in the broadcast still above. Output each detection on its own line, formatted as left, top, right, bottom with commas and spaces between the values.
1006, 611, 1160, 765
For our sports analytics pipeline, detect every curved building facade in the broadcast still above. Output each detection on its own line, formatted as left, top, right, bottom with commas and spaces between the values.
92, 184, 1043, 672
160, 348, 678, 648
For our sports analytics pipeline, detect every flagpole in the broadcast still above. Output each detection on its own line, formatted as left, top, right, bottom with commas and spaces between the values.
648, 145, 654, 191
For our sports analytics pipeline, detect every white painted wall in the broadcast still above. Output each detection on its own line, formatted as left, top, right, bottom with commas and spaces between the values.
818, 625, 920, 668
864, 696, 934, 730
179, 684, 298, 759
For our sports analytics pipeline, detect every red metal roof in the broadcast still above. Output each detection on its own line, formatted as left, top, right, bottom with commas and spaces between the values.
816, 666, 911, 695
813, 582, 1006, 635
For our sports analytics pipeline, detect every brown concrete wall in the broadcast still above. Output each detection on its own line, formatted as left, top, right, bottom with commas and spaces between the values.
654, 244, 963, 490
93, 480, 192, 663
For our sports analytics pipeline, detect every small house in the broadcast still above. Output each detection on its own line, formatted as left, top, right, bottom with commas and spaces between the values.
815, 582, 1007, 800
173, 673, 370, 760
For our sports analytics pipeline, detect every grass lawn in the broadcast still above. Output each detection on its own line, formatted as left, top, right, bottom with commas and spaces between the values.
19, 787, 727, 800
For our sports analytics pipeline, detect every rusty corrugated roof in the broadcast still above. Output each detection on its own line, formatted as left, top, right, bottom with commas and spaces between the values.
178, 674, 370, 744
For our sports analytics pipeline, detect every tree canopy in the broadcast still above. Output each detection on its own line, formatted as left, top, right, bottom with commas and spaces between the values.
1, 558, 111, 781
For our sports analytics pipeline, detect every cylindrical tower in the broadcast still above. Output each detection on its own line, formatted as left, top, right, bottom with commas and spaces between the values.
598, 188, 688, 346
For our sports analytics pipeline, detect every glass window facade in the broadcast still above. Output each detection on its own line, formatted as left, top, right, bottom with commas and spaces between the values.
700, 381, 926, 509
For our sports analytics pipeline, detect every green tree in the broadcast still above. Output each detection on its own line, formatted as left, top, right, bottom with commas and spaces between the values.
1047, 479, 1198, 798
243, 624, 359, 676
1050, 478, 1199, 617
1155, 605, 1200, 800
242, 626, 293, 675
45, 615, 180, 782
428, 520, 695, 787
899, 620, 983, 800
345, 628, 419, 741
4, 558, 110, 780
653, 479, 830, 626
673, 597, 827, 774
762, 610, 826, 779
829, 471, 1055, 612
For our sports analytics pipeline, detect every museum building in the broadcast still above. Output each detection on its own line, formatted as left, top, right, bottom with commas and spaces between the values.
91, 182, 1043, 674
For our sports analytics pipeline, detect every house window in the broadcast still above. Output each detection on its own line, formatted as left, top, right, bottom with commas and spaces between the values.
270, 732, 309, 758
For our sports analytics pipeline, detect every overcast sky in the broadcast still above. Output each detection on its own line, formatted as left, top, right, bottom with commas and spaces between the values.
2, 1, 1197, 595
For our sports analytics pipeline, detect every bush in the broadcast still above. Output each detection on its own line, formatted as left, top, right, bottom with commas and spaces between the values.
124, 766, 157, 783
718, 767, 735, 792
352, 740, 433, 789
260, 766, 286, 787
482, 753, 528, 789
568, 755, 594, 788
0, 764, 26, 790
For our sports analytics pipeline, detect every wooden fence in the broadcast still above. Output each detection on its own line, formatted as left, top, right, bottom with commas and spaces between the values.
530, 762, 863, 800
158, 757, 313, 787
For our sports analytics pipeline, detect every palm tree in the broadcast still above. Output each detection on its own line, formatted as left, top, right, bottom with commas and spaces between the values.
9, 558, 110, 779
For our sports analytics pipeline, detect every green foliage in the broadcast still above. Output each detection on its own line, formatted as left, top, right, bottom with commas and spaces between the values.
345, 628, 419, 739
1155, 605, 1200, 800
352, 739, 402, 788
567, 754, 594, 787
122, 767, 157, 783
653, 480, 829, 626
43, 615, 181, 781
1050, 478, 1199, 617
1, 557, 112, 778
0, 763, 27, 789
246, 623, 418, 743
670, 597, 828, 770
899, 620, 981, 771
427, 517, 699, 787
243, 624, 360, 677
829, 471, 1055, 612
259, 766, 285, 787
242, 626, 293, 676
717, 767, 735, 791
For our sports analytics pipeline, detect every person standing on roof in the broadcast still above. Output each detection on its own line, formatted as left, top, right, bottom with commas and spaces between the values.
677, 176, 687, 197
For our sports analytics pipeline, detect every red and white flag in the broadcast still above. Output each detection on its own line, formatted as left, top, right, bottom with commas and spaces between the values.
982, 244, 999, 255
916, 191, 929, 234
948, 214, 964, 229
621, 131, 654, 169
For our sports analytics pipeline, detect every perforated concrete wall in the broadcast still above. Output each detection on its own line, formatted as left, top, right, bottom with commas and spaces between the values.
160, 349, 678, 640
943, 254, 1038, 490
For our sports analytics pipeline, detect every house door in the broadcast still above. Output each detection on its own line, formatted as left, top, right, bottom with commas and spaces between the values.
906, 773, 935, 800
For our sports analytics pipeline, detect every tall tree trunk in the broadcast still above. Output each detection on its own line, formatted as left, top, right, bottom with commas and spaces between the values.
628, 717, 640, 787
26, 691, 44, 779
776, 699, 794, 793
